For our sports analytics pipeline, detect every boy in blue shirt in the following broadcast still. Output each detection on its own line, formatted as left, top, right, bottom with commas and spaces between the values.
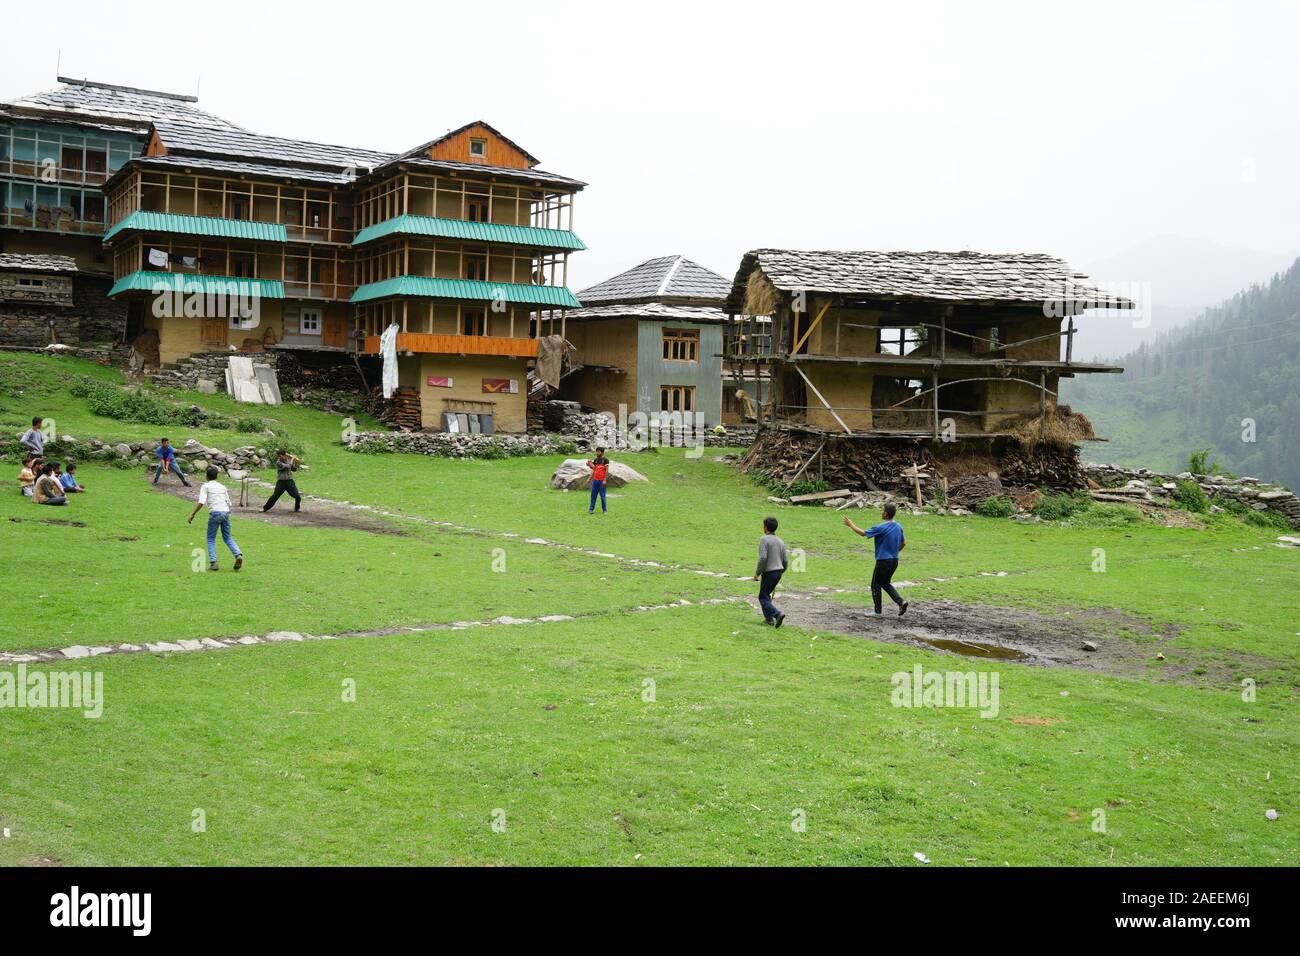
844, 503, 909, 617
153, 437, 191, 487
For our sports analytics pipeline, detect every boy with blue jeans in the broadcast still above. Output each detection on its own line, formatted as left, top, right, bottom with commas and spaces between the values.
753, 515, 789, 627
585, 447, 610, 514
844, 503, 909, 616
188, 467, 243, 571
154, 437, 191, 487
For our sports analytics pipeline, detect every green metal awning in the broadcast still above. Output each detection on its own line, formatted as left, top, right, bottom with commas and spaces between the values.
350, 276, 581, 309
108, 271, 286, 299
104, 211, 288, 244
352, 214, 585, 251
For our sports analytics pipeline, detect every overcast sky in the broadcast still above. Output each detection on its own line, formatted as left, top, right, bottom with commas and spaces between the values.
4, 0, 1298, 292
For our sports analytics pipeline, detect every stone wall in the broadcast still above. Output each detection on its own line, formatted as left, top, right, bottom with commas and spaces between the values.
346, 430, 585, 459
0, 273, 125, 348
1084, 462, 1300, 527
149, 351, 281, 392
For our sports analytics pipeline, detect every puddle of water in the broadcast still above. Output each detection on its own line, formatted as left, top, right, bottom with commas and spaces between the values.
922, 638, 1028, 661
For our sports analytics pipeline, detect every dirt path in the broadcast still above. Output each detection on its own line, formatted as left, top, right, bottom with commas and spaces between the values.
747, 591, 1283, 686
145, 474, 409, 536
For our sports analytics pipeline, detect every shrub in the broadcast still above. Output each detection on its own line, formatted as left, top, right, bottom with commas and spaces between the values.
1031, 491, 1089, 521
236, 417, 268, 433
1187, 448, 1219, 475
474, 440, 509, 460
975, 496, 1016, 518
1172, 479, 1209, 513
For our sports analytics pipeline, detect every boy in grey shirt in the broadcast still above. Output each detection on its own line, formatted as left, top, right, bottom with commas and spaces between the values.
754, 516, 788, 627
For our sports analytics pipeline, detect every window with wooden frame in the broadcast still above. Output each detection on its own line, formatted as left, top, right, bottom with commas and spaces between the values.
462, 308, 487, 336
299, 308, 322, 336
469, 138, 487, 160
878, 326, 921, 356
662, 328, 700, 363
660, 385, 696, 413
466, 198, 488, 222
464, 255, 487, 281
230, 254, 256, 278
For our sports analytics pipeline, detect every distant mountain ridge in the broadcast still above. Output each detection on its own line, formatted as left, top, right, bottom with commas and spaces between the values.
1064, 257, 1300, 491
1073, 235, 1298, 361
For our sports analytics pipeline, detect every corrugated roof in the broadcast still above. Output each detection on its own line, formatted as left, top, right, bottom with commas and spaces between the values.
152, 120, 393, 172
104, 211, 288, 244
350, 276, 580, 308
108, 271, 285, 299
576, 255, 730, 306
723, 249, 1134, 313
0, 253, 79, 274
4, 78, 242, 131
352, 214, 585, 250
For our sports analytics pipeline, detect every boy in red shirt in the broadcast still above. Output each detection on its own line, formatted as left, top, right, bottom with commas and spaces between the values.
585, 447, 611, 514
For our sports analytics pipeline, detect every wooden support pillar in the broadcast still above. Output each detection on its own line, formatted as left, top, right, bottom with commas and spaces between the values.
1039, 368, 1047, 440
931, 369, 940, 439
1066, 316, 1075, 364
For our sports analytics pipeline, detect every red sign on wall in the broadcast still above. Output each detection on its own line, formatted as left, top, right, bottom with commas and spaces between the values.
427, 376, 453, 388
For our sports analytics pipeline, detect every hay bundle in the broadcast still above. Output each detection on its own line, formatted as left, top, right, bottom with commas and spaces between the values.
1004, 403, 1096, 449
743, 268, 778, 318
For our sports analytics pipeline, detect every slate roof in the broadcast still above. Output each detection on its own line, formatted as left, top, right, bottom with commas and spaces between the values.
0, 253, 79, 273
576, 255, 731, 307
396, 120, 541, 165
565, 301, 729, 324
388, 157, 585, 190
109, 153, 358, 186
151, 120, 393, 172
724, 249, 1133, 313
3, 77, 241, 132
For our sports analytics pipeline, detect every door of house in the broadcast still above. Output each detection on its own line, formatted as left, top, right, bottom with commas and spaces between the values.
201, 317, 227, 350
322, 314, 347, 349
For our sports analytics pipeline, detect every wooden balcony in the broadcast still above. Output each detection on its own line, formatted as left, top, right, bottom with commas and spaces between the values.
361, 332, 539, 358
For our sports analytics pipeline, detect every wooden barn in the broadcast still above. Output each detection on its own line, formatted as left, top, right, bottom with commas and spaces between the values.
724, 249, 1129, 441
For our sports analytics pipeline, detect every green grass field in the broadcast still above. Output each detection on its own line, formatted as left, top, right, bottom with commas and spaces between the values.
1, 352, 1297, 866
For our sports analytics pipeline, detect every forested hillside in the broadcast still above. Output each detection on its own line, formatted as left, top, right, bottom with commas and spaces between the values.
1065, 259, 1300, 490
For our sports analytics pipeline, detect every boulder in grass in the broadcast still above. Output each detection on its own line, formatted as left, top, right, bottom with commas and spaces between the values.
548, 458, 648, 490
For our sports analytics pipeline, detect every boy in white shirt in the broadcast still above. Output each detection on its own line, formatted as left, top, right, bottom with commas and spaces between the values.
188, 467, 244, 571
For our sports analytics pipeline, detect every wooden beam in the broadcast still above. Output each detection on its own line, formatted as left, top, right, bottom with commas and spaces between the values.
791, 298, 832, 354
792, 364, 852, 434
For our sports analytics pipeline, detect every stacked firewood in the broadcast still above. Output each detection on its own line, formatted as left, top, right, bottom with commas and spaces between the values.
1000, 442, 1084, 489
946, 474, 1005, 508
369, 386, 422, 431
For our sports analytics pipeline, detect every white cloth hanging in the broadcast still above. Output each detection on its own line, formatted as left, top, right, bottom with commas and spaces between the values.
147, 248, 169, 268
379, 323, 400, 399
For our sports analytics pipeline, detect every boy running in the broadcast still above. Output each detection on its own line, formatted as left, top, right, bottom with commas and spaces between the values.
585, 447, 611, 514
153, 437, 191, 487
844, 504, 909, 617
188, 466, 243, 571
753, 516, 788, 627
262, 449, 302, 512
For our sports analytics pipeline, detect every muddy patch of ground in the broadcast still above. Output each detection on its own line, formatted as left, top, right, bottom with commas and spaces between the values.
145, 476, 409, 536
756, 593, 1279, 686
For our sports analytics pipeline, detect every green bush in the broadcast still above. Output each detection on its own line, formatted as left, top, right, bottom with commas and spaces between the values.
1031, 491, 1089, 521
345, 437, 393, 455
236, 417, 268, 433
1172, 479, 1209, 513
975, 496, 1016, 518
1188, 448, 1218, 475
1217, 498, 1293, 531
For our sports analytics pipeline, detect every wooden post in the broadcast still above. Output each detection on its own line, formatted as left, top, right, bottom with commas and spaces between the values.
1039, 368, 1047, 440
1066, 316, 1075, 365
931, 369, 940, 439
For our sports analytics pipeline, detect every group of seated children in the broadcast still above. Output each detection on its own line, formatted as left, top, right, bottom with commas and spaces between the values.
18, 455, 85, 506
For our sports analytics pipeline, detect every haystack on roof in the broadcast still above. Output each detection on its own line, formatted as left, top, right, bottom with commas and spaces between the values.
723, 249, 1133, 314
1, 77, 241, 132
